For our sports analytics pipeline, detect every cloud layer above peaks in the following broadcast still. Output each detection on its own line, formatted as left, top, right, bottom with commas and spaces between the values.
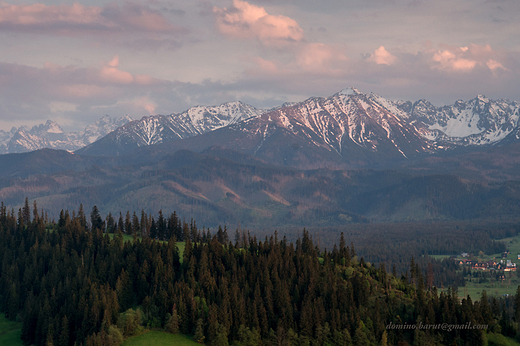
0, 0, 518, 130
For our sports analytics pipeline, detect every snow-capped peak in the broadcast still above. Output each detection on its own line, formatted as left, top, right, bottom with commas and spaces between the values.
338, 87, 361, 96
476, 94, 488, 102
43, 120, 63, 134
0, 115, 133, 154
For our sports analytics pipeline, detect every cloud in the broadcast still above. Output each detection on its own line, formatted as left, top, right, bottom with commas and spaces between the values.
486, 59, 505, 71
0, 57, 172, 128
231, 40, 520, 108
367, 46, 397, 65
427, 44, 507, 72
296, 43, 349, 72
432, 48, 477, 71
213, 0, 304, 45
0, 2, 185, 35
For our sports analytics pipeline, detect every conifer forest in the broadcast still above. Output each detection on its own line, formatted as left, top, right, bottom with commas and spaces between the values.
2, 200, 520, 346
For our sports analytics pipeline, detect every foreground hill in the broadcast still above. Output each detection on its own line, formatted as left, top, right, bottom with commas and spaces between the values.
0, 208, 503, 346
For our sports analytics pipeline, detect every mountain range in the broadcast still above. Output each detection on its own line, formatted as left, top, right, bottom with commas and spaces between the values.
3, 88, 519, 167
75, 87, 520, 169
0, 115, 133, 154
1, 87, 520, 227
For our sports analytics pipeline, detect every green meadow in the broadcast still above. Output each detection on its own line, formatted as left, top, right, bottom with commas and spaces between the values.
122, 331, 200, 346
486, 333, 520, 346
108, 232, 186, 260
454, 233, 520, 301
0, 313, 22, 346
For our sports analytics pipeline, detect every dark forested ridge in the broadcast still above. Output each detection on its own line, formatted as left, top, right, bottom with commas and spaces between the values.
1, 202, 520, 346
4, 147, 520, 229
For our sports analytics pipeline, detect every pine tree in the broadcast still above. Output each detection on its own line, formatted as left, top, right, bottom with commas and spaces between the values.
157, 210, 166, 241
59, 316, 69, 346
77, 204, 87, 230
214, 323, 229, 346
479, 290, 493, 326
23, 197, 31, 224
125, 211, 132, 235
194, 318, 205, 344
149, 218, 158, 240
515, 285, 520, 322
380, 330, 388, 346
353, 321, 370, 346
165, 306, 180, 334
90, 206, 103, 231
106, 213, 115, 233
33, 200, 39, 223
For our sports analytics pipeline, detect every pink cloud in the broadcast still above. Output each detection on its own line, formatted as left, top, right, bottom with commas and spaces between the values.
99, 56, 134, 84
0, 57, 179, 128
0, 3, 101, 26
213, 0, 304, 45
0, 2, 183, 35
251, 57, 279, 74
130, 97, 157, 115
0, 57, 165, 107
100, 3, 179, 33
428, 44, 506, 72
486, 59, 506, 71
60, 84, 108, 99
367, 46, 397, 65
244, 42, 349, 82
296, 43, 348, 72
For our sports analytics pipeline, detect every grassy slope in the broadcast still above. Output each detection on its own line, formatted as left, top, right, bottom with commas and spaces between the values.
122, 331, 199, 345
456, 234, 520, 301
0, 313, 23, 346
487, 333, 520, 346
108, 233, 186, 261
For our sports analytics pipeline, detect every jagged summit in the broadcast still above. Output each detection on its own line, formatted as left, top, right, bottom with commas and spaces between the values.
76, 101, 265, 156
0, 115, 133, 154
338, 87, 362, 96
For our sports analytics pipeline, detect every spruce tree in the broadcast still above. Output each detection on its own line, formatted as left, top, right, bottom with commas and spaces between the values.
90, 206, 103, 231
165, 306, 180, 334
194, 318, 205, 344
515, 285, 520, 322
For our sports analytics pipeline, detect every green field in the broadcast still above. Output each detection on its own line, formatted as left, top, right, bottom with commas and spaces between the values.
492, 235, 520, 265
459, 279, 519, 302
0, 313, 23, 346
122, 331, 200, 345
177, 241, 186, 261
429, 254, 454, 260
487, 333, 520, 346
426, 233, 520, 301
454, 233, 520, 301
107, 232, 186, 261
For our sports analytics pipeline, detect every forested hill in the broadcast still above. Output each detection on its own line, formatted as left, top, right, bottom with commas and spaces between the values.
0, 203, 517, 345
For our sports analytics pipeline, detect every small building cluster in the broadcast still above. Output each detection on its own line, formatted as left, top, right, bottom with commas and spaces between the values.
457, 255, 517, 272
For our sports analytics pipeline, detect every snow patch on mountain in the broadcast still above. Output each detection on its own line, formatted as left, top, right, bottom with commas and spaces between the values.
1, 115, 133, 154
414, 96, 520, 145
76, 101, 266, 156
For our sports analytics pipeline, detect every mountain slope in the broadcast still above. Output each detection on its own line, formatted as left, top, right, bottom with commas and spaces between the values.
3, 148, 520, 227
407, 95, 520, 146
1, 116, 133, 154
76, 101, 264, 156
122, 88, 437, 169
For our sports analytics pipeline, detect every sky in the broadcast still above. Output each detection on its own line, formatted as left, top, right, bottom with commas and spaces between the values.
0, 0, 519, 131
